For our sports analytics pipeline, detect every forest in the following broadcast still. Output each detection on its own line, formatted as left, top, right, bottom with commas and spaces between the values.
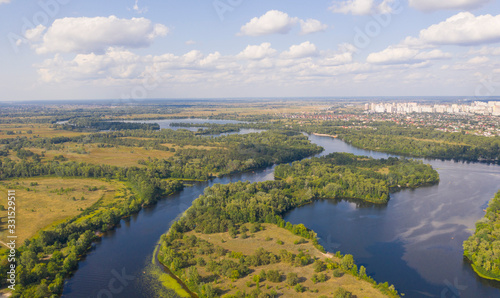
463, 191, 500, 280
275, 153, 440, 204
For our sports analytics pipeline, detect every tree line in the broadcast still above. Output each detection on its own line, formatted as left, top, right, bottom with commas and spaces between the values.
463, 191, 500, 280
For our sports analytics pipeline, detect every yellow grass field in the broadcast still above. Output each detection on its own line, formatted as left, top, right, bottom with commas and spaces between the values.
0, 177, 125, 244
23, 143, 175, 167
184, 224, 389, 298
0, 123, 87, 139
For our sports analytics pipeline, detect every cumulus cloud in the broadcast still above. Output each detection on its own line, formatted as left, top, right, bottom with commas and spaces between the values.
467, 56, 489, 64
238, 10, 298, 36
282, 42, 319, 59
25, 25, 46, 43
237, 43, 277, 60
35, 42, 359, 86
329, 0, 396, 15
367, 46, 450, 64
408, 0, 491, 12
414, 12, 500, 46
34, 16, 168, 54
299, 19, 328, 35
468, 46, 500, 56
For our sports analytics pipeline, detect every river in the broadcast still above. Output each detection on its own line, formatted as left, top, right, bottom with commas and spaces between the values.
62, 127, 500, 298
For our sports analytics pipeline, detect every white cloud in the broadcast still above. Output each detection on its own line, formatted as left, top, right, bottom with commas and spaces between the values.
0, 0, 11, 5
299, 19, 328, 35
408, 0, 491, 12
34, 43, 358, 86
185, 40, 197, 45
467, 56, 489, 64
237, 43, 277, 60
329, 0, 396, 15
416, 12, 500, 46
132, 0, 148, 13
34, 16, 168, 54
367, 46, 451, 64
25, 25, 46, 43
238, 10, 298, 36
468, 46, 500, 56
282, 42, 318, 59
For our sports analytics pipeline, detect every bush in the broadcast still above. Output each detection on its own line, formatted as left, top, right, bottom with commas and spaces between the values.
294, 238, 307, 245
286, 272, 299, 286
313, 260, 325, 272
294, 284, 305, 293
332, 269, 343, 278
333, 287, 352, 298
266, 270, 281, 283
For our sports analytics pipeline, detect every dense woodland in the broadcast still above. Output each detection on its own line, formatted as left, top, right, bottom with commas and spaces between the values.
57, 118, 161, 131
275, 153, 440, 204
463, 191, 500, 280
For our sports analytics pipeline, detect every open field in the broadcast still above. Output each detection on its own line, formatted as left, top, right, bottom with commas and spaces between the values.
0, 177, 124, 244
109, 103, 330, 120
0, 123, 88, 139
179, 224, 389, 298
21, 143, 175, 167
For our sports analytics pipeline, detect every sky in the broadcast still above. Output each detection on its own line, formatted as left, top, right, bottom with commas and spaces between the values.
1, 0, 500, 101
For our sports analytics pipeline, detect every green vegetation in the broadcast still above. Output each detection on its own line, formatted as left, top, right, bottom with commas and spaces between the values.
303, 123, 500, 162
0, 124, 322, 297
159, 223, 397, 297
156, 151, 439, 295
57, 118, 160, 132
464, 191, 500, 281
276, 153, 439, 204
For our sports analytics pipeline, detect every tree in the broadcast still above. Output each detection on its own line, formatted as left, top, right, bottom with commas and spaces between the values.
341, 254, 354, 271
333, 287, 352, 298
313, 259, 325, 272
359, 265, 367, 279
266, 270, 281, 283
286, 272, 299, 286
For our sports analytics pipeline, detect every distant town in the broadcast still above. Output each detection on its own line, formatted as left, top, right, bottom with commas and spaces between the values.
366, 101, 500, 116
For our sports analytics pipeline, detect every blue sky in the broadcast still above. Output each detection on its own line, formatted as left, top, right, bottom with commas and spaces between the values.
1, 0, 500, 101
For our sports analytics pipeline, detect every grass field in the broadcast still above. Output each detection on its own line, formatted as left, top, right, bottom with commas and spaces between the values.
181, 224, 389, 298
22, 143, 175, 167
0, 177, 125, 244
0, 123, 87, 139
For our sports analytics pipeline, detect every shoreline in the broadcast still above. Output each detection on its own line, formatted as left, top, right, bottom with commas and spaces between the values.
312, 133, 338, 138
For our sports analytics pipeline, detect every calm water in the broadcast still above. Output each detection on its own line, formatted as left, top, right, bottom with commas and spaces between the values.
62, 130, 500, 298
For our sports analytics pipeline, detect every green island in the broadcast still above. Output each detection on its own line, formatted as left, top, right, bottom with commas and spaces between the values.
157, 153, 439, 297
463, 191, 500, 281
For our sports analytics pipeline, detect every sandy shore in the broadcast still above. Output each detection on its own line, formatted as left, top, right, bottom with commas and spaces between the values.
312, 133, 338, 138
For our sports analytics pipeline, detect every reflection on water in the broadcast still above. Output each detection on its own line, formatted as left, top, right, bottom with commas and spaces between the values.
285, 134, 500, 298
